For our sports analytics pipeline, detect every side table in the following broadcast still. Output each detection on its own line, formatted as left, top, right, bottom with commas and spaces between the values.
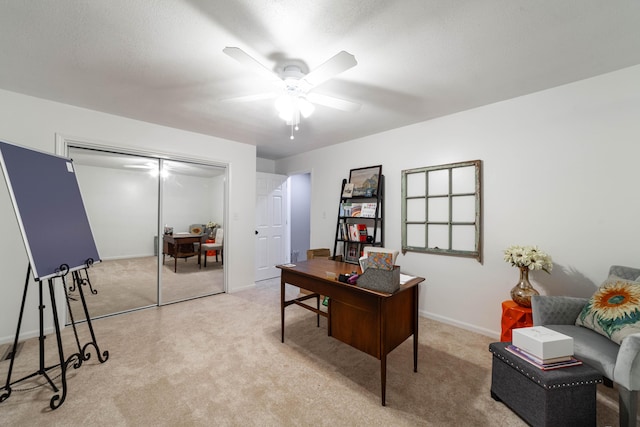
489, 341, 602, 427
501, 300, 533, 342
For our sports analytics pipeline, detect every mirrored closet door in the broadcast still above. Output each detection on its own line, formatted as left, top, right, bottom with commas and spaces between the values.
65, 146, 225, 322
159, 159, 225, 304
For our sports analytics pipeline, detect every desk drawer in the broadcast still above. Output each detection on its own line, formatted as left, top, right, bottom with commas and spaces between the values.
331, 299, 380, 358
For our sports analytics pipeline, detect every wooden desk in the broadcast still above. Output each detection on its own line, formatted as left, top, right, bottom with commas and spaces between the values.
278, 259, 424, 406
162, 234, 205, 272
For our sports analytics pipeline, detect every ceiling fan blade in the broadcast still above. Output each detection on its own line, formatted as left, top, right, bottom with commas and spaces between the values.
302, 51, 357, 88
307, 92, 361, 112
223, 47, 282, 83
220, 92, 278, 103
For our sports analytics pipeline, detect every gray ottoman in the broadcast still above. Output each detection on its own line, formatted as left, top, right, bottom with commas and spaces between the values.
489, 342, 602, 427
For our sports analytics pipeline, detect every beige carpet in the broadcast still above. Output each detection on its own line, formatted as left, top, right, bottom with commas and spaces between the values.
66, 255, 224, 321
0, 278, 629, 426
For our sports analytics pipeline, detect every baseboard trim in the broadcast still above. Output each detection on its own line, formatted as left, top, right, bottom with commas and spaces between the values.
420, 309, 500, 340
0, 326, 57, 346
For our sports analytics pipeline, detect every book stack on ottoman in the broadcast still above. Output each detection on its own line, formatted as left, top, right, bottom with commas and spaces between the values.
489, 327, 602, 427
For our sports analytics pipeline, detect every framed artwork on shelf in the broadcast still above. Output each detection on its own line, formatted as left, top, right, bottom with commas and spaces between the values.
345, 242, 361, 263
349, 165, 382, 197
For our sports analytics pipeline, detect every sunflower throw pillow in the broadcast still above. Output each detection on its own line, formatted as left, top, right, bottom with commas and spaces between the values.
575, 277, 640, 345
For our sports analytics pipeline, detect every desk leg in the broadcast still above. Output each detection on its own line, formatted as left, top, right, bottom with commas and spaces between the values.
414, 285, 419, 372
381, 355, 387, 406
280, 277, 285, 343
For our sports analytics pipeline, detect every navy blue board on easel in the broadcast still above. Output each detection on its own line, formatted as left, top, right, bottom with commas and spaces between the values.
0, 140, 101, 280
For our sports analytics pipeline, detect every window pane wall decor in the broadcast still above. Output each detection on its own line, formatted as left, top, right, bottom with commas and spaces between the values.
401, 160, 482, 262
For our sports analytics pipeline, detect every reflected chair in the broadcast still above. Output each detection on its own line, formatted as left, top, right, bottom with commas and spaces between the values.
201, 228, 223, 267
189, 223, 206, 252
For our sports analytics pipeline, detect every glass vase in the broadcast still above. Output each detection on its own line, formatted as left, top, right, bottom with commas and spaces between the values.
510, 266, 539, 308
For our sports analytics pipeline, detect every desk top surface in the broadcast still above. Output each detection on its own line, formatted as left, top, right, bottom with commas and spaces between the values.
164, 233, 205, 240
277, 258, 424, 296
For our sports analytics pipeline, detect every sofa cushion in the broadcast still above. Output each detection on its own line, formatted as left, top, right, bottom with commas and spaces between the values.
544, 324, 619, 381
575, 277, 640, 345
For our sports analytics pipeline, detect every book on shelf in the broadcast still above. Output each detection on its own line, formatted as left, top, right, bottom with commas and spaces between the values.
349, 224, 359, 241
342, 183, 354, 198
357, 224, 368, 242
340, 223, 350, 240
505, 344, 582, 370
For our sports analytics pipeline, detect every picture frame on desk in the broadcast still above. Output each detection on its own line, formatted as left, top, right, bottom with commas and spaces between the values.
345, 242, 360, 263
349, 165, 381, 197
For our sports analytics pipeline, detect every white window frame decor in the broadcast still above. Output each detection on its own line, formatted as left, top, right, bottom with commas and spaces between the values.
401, 160, 482, 263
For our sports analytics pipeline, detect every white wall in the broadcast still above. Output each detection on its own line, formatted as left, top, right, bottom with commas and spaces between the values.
0, 89, 256, 343
276, 65, 640, 338
257, 157, 276, 173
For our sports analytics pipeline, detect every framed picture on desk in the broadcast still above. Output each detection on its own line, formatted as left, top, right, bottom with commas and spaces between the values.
345, 242, 360, 263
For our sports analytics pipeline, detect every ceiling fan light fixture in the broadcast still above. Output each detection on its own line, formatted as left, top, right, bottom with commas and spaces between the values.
298, 97, 315, 118
275, 94, 294, 121
275, 94, 314, 127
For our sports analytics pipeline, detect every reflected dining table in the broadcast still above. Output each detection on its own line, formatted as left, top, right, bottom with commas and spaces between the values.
162, 233, 205, 272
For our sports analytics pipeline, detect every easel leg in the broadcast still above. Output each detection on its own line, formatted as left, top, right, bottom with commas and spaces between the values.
75, 271, 109, 363
39, 280, 59, 394
0, 266, 31, 403
65, 272, 85, 357
47, 278, 68, 410
281, 277, 285, 343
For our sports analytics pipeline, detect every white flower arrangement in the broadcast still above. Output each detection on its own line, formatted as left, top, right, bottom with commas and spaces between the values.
206, 221, 217, 229
503, 245, 553, 273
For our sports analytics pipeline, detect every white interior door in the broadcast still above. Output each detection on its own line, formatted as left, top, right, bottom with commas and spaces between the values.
255, 172, 288, 281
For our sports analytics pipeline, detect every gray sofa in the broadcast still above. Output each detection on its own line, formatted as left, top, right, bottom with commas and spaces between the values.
531, 265, 640, 427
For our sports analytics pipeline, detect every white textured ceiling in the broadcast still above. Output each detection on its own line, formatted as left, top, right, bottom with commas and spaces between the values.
1, 1, 639, 159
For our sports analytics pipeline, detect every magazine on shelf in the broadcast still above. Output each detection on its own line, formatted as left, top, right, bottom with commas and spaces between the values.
341, 202, 352, 217
361, 203, 377, 218
341, 202, 375, 218
505, 345, 582, 370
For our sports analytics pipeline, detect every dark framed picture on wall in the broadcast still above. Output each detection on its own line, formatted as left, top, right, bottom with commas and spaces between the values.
345, 242, 361, 263
349, 165, 382, 197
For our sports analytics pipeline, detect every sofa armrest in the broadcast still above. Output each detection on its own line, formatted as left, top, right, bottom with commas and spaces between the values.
614, 333, 640, 391
531, 295, 588, 326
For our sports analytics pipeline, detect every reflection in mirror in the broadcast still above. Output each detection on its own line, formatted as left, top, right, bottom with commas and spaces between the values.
65, 148, 226, 323
160, 159, 225, 304
66, 148, 160, 321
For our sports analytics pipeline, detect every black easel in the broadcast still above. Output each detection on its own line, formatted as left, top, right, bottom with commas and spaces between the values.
0, 260, 108, 410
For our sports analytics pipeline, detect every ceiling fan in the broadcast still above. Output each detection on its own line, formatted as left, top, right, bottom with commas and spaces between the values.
222, 47, 361, 139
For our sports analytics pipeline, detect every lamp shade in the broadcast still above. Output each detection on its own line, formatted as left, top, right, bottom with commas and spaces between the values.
275, 94, 314, 123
